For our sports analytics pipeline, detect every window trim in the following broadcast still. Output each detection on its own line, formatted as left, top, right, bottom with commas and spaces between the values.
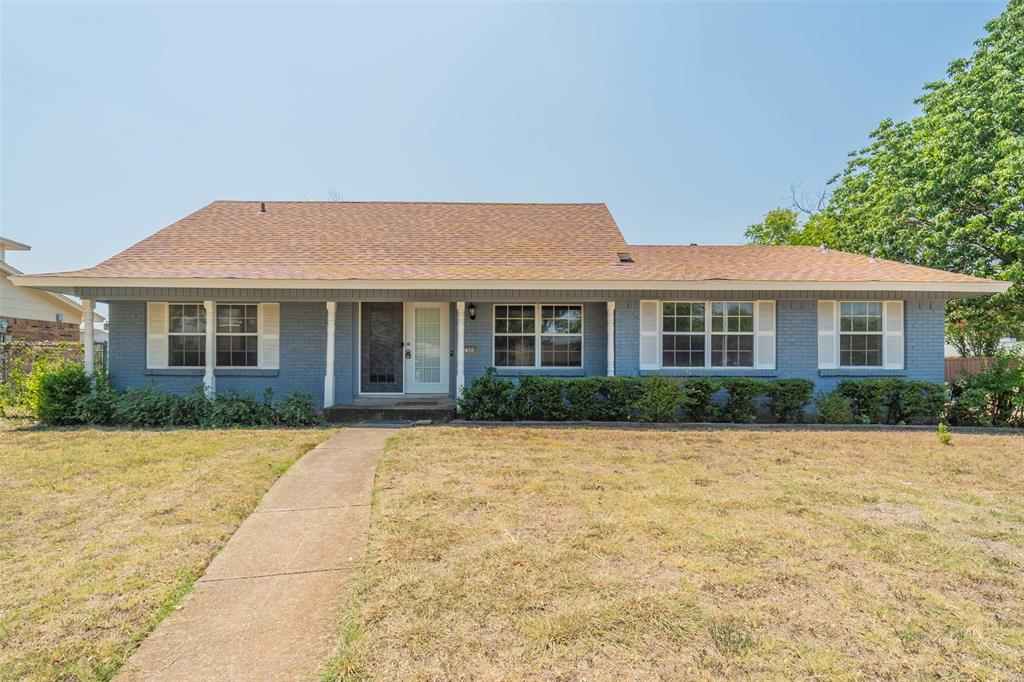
214, 303, 259, 368
492, 303, 585, 369
658, 300, 756, 370
837, 300, 885, 369
167, 303, 207, 368
164, 302, 262, 369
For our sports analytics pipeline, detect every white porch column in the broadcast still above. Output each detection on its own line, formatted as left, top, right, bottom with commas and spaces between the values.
324, 302, 337, 408
203, 300, 216, 394
606, 301, 616, 376
82, 299, 95, 376
456, 301, 466, 398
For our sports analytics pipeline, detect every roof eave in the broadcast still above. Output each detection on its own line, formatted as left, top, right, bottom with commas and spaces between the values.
9, 274, 1012, 296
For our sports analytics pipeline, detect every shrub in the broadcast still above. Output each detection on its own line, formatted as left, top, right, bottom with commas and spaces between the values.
720, 378, 766, 423
637, 375, 688, 422
764, 379, 814, 423
946, 352, 1024, 427
277, 392, 325, 426
937, 422, 951, 446
835, 378, 947, 425
945, 384, 993, 426
203, 390, 277, 428
565, 377, 642, 421
31, 361, 91, 425
683, 378, 721, 422
457, 368, 519, 420
816, 392, 853, 424
517, 376, 570, 421
112, 385, 183, 427
73, 371, 120, 425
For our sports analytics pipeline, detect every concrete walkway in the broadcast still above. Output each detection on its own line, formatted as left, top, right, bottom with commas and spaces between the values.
118, 428, 396, 682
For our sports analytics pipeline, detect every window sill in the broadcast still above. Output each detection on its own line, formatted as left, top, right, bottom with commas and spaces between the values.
144, 368, 279, 377
495, 368, 586, 377
640, 369, 777, 377
818, 368, 904, 377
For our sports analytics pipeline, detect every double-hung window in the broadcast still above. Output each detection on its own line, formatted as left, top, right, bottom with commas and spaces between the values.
662, 302, 705, 367
710, 302, 754, 367
165, 303, 258, 368
839, 302, 883, 367
216, 304, 258, 367
641, 299, 774, 371
168, 304, 206, 367
494, 304, 583, 368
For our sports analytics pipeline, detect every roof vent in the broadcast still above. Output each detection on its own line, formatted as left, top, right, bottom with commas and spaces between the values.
259, 202, 267, 214
617, 251, 634, 263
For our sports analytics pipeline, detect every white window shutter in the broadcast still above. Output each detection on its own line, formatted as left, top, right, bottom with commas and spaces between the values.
883, 300, 904, 369
639, 300, 660, 370
754, 300, 776, 370
817, 300, 838, 369
146, 302, 168, 369
259, 303, 280, 369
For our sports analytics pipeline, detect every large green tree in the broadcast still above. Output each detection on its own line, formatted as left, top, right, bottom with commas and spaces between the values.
749, 0, 1023, 355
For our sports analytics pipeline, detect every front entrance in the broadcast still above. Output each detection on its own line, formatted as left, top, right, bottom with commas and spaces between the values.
360, 303, 403, 393
404, 302, 449, 393
359, 302, 449, 395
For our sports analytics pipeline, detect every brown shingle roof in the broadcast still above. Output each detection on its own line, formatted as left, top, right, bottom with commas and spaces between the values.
19, 201, 1005, 289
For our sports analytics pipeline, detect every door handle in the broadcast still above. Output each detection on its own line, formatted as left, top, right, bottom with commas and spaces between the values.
405, 350, 412, 359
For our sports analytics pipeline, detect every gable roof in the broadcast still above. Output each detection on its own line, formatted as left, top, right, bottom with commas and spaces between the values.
11, 201, 1010, 294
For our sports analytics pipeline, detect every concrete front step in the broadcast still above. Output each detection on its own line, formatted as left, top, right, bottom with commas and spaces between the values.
324, 403, 455, 424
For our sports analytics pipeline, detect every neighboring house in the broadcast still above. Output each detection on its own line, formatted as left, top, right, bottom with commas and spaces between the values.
0, 237, 103, 342
11, 201, 1010, 408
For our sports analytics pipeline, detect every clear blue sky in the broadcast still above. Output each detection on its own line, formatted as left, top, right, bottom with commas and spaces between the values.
1, 0, 1005, 280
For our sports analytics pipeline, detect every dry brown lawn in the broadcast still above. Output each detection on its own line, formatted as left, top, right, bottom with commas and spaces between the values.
0, 427, 330, 681
326, 426, 1024, 681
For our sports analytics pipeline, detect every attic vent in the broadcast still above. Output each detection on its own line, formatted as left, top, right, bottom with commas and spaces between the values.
617, 252, 634, 263
259, 202, 267, 213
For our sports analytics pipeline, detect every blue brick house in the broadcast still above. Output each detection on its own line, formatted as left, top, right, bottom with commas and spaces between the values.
13, 201, 1009, 410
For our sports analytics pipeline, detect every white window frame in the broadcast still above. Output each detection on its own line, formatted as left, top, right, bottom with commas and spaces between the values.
837, 300, 884, 369
657, 300, 756, 370
167, 303, 207, 368
492, 303, 585, 369
661, 301, 707, 368
214, 303, 260, 368
708, 301, 756, 369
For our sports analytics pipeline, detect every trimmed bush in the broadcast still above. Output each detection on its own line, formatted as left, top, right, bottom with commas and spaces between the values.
765, 379, 814, 423
517, 377, 571, 421
816, 392, 853, 424
277, 392, 326, 426
683, 378, 722, 422
719, 378, 765, 423
835, 378, 947, 425
31, 361, 91, 425
565, 377, 642, 421
457, 368, 519, 420
637, 376, 688, 422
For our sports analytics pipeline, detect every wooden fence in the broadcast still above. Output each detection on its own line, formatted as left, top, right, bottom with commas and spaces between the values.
944, 356, 995, 382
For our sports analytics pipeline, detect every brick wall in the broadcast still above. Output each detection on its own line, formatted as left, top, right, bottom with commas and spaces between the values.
3, 316, 80, 342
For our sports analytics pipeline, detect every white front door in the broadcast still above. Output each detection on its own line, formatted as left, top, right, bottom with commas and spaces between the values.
404, 303, 449, 394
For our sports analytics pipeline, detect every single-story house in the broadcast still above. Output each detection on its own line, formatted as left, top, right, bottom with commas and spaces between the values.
11, 201, 1010, 408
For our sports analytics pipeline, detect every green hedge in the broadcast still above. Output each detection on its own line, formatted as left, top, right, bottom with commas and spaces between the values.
27, 366, 325, 428
457, 370, 820, 423
456, 370, 964, 425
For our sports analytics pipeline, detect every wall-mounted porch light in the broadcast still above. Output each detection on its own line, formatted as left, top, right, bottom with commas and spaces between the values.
467, 303, 477, 320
